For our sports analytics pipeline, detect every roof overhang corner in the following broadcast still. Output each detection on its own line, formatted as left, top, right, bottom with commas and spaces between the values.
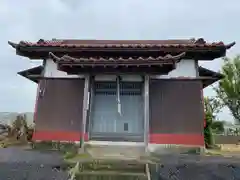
8, 41, 18, 49
225, 41, 236, 50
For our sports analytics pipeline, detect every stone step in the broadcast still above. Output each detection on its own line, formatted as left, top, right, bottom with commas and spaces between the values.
79, 159, 146, 172
72, 160, 149, 180
75, 171, 147, 179
84, 143, 146, 160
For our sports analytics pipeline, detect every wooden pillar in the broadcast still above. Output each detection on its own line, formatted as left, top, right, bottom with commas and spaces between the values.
144, 75, 150, 152
81, 75, 90, 146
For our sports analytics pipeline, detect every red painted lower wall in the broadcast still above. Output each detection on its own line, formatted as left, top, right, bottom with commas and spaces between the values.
149, 134, 205, 146
32, 131, 204, 146
32, 131, 88, 142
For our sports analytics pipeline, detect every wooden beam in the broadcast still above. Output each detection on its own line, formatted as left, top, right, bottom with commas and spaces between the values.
81, 75, 90, 147
144, 75, 150, 152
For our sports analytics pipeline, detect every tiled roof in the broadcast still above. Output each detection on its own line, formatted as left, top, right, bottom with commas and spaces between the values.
8, 38, 236, 49
198, 66, 224, 79
17, 66, 43, 83
18, 65, 223, 88
49, 52, 185, 66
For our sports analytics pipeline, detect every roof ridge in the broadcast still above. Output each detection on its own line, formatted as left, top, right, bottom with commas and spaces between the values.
9, 38, 235, 47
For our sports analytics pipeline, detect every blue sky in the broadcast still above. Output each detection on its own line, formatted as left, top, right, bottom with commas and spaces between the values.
0, 0, 239, 123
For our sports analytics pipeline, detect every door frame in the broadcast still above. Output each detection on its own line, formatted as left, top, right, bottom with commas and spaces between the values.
86, 75, 146, 142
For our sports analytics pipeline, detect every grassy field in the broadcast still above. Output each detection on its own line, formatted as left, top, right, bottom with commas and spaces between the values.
206, 144, 240, 157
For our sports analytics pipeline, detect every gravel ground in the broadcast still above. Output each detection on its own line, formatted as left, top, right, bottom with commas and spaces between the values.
150, 154, 240, 180
152, 163, 240, 180
0, 148, 69, 180
0, 148, 240, 180
0, 148, 64, 165
0, 162, 68, 180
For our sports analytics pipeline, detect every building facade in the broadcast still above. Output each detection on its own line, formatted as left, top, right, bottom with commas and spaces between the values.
9, 38, 235, 151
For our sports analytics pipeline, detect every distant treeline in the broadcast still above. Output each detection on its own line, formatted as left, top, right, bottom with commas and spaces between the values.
0, 112, 34, 125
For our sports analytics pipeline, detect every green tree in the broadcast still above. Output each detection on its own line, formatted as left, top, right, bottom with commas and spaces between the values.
215, 55, 240, 124
211, 121, 224, 134
204, 97, 222, 119
204, 97, 222, 148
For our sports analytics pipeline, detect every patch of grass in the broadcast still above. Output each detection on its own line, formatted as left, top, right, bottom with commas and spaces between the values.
67, 159, 147, 180
206, 144, 221, 150
65, 153, 92, 164
64, 151, 78, 160
205, 149, 224, 156
0, 138, 28, 148
182, 148, 201, 155
31, 141, 79, 154
220, 144, 240, 152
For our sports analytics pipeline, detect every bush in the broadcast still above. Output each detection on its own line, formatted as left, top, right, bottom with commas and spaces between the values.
211, 121, 224, 134
0, 114, 35, 147
204, 112, 214, 148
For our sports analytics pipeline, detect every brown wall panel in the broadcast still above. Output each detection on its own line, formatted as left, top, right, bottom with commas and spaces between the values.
34, 79, 84, 132
149, 79, 204, 135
